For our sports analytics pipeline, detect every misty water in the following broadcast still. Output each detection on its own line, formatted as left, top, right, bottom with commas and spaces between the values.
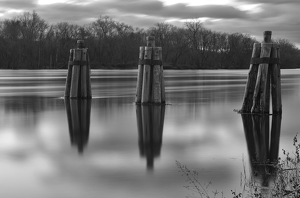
0, 69, 299, 198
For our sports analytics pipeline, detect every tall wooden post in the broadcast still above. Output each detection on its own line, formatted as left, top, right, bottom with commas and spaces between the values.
135, 47, 145, 103
136, 36, 165, 104
65, 40, 92, 99
240, 43, 261, 113
159, 47, 166, 103
270, 45, 282, 114
252, 31, 272, 114
240, 31, 281, 114
70, 49, 82, 98
65, 49, 74, 98
142, 46, 152, 103
152, 47, 162, 103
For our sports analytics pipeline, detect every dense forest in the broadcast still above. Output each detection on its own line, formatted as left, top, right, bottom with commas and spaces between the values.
0, 11, 299, 69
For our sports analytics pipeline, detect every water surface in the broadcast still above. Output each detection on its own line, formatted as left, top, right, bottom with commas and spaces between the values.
0, 69, 299, 198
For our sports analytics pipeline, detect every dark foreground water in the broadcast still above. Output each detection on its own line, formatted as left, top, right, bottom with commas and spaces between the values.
0, 69, 299, 198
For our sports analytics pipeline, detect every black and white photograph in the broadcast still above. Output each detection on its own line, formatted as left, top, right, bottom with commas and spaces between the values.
0, 0, 299, 197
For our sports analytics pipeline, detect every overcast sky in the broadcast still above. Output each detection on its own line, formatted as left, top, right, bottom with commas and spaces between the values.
0, 0, 300, 47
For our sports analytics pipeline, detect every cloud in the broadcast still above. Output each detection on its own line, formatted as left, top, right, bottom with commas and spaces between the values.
0, 0, 248, 24
241, 0, 300, 4
203, 2, 300, 46
0, 0, 36, 9
165, 4, 247, 19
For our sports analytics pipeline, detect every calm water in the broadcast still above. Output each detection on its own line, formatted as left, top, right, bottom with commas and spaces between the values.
0, 69, 299, 198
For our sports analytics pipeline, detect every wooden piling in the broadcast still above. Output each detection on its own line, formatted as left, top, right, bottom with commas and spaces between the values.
241, 31, 281, 114
80, 49, 88, 98
251, 31, 272, 114
70, 49, 82, 98
136, 36, 165, 105
135, 47, 145, 103
270, 45, 282, 114
159, 47, 166, 103
240, 43, 261, 113
86, 53, 92, 98
65, 40, 92, 98
141, 47, 153, 103
147, 36, 155, 47
65, 49, 74, 97
152, 47, 162, 103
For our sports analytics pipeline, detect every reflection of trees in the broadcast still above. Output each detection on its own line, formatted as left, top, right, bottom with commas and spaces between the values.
136, 105, 165, 170
241, 114, 281, 189
65, 99, 91, 154
3, 96, 64, 126
4, 96, 62, 113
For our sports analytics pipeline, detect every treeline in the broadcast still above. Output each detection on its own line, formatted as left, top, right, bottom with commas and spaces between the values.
0, 11, 299, 69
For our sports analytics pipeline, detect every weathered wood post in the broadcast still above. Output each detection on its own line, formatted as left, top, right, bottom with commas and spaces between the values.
252, 31, 272, 114
135, 47, 145, 103
240, 43, 261, 112
240, 31, 281, 114
65, 49, 74, 97
152, 47, 162, 103
65, 40, 92, 99
142, 45, 152, 103
159, 47, 166, 103
270, 45, 282, 114
135, 36, 165, 104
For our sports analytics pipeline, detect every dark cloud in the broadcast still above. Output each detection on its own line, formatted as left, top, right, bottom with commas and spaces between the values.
0, 0, 37, 10
37, 3, 100, 24
165, 4, 246, 19
111, 15, 164, 29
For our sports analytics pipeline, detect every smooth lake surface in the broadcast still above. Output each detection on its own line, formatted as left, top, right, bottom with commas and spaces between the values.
0, 69, 299, 198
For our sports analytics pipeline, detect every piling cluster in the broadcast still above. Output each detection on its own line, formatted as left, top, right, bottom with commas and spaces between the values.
65, 40, 92, 99
240, 31, 282, 114
135, 36, 165, 104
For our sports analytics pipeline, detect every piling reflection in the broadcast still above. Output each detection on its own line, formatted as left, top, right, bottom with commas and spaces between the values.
65, 99, 91, 154
241, 114, 281, 191
136, 105, 165, 171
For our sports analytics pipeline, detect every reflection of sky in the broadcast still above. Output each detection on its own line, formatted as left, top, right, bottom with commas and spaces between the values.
0, 69, 299, 197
